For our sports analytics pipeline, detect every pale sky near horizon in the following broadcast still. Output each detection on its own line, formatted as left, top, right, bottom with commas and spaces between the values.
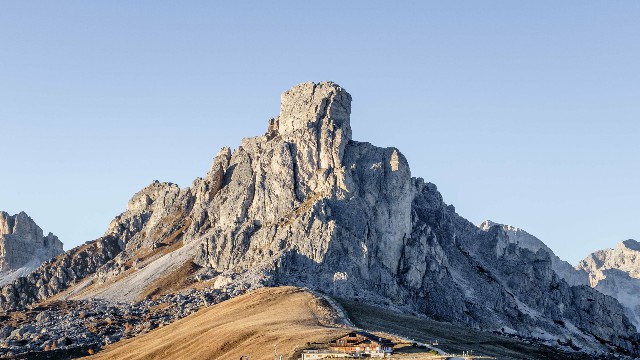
1, 1, 638, 265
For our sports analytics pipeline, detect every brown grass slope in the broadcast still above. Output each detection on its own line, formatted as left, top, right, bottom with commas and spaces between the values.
339, 299, 594, 360
87, 287, 347, 360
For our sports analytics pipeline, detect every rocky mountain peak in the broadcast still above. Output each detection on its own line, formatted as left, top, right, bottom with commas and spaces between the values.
0, 211, 64, 284
1, 211, 35, 237
478, 219, 496, 230
274, 81, 352, 140
261, 81, 355, 197
578, 240, 640, 329
0, 83, 638, 357
579, 239, 640, 281
478, 219, 590, 287
479, 219, 522, 233
621, 239, 640, 252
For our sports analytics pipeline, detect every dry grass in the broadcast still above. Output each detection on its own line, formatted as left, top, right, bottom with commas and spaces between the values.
339, 299, 591, 360
148, 211, 187, 240
147, 238, 184, 260
87, 287, 347, 360
188, 277, 217, 291
161, 219, 192, 245
139, 260, 201, 300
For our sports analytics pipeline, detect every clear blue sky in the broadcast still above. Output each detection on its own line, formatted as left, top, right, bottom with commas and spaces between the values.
1, 1, 638, 265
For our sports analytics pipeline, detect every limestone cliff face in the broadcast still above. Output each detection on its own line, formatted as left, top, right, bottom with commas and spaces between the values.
0, 235, 121, 307
0, 82, 637, 356
479, 220, 590, 287
479, 221, 640, 334
400, 191, 636, 354
578, 240, 640, 329
0, 212, 64, 285
186, 82, 414, 297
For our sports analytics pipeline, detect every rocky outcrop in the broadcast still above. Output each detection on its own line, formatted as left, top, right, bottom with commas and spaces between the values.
0, 82, 637, 357
0, 287, 230, 358
398, 188, 637, 355
578, 240, 640, 330
479, 221, 640, 334
0, 212, 64, 285
0, 235, 122, 309
479, 220, 590, 287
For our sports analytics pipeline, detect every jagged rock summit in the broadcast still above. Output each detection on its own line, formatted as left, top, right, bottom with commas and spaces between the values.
0, 211, 63, 285
480, 220, 640, 332
478, 220, 590, 286
579, 239, 640, 281
0, 82, 638, 357
578, 239, 640, 329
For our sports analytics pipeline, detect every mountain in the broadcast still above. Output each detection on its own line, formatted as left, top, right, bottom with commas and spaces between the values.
577, 240, 640, 330
0, 82, 637, 358
481, 221, 640, 337
478, 220, 590, 287
0, 211, 63, 286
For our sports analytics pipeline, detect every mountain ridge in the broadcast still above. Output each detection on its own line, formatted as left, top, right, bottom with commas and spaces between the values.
480, 219, 640, 332
577, 238, 640, 330
478, 220, 590, 287
0, 211, 64, 286
0, 82, 637, 357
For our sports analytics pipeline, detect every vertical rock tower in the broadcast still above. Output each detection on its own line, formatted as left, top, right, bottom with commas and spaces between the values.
0, 211, 63, 284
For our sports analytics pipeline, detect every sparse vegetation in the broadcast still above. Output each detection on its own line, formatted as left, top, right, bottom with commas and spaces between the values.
87, 287, 345, 360
339, 299, 595, 360
139, 260, 201, 300
123, 322, 134, 335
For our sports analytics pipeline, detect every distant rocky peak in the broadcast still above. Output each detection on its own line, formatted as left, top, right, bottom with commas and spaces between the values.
577, 240, 640, 329
580, 239, 640, 280
478, 219, 536, 255
1, 211, 37, 237
479, 219, 524, 233
479, 219, 509, 232
0, 212, 16, 235
1, 212, 40, 240
478, 219, 495, 230
0, 211, 63, 275
479, 219, 590, 287
583, 239, 640, 264
621, 239, 640, 252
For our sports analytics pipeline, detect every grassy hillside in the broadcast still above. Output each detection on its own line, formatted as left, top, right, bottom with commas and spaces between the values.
86, 287, 347, 360
339, 299, 592, 360
86, 287, 598, 360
